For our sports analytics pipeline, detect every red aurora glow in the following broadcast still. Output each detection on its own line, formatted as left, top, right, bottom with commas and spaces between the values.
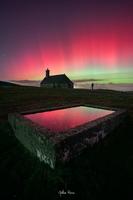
0, 0, 133, 81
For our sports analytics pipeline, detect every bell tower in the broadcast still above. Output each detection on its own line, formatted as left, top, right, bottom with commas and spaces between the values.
46, 68, 50, 78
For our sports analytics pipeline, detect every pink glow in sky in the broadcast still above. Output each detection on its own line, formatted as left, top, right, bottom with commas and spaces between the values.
0, 0, 133, 82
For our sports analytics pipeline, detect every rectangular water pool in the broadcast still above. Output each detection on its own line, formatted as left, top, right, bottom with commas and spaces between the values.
8, 104, 126, 168
24, 106, 114, 132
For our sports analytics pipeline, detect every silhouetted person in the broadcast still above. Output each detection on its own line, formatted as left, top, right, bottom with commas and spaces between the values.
91, 83, 94, 91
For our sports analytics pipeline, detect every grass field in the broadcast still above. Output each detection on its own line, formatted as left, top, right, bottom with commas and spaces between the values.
0, 86, 133, 199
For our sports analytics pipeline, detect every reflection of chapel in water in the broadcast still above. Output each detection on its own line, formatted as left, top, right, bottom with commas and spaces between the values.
40, 68, 74, 88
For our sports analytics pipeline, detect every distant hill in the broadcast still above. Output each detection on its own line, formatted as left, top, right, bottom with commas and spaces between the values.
0, 81, 19, 87
10, 80, 40, 87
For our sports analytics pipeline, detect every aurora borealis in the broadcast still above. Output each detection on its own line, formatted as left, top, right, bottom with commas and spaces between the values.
0, 0, 133, 83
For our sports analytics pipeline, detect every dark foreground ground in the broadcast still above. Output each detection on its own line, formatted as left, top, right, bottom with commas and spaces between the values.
0, 87, 133, 200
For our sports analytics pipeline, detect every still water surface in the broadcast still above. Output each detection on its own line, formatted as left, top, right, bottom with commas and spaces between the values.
24, 106, 114, 132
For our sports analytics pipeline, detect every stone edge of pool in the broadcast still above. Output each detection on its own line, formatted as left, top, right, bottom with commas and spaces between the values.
8, 104, 127, 169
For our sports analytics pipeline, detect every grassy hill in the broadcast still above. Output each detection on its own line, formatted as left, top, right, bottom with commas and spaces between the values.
0, 86, 133, 199
0, 81, 19, 87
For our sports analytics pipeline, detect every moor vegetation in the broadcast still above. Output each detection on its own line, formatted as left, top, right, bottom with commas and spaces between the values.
0, 86, 133, 199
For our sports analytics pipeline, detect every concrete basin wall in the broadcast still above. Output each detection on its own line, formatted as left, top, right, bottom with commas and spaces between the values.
55, 106, 126, 162
8, 105, 126, 168
8, 113, 56, 168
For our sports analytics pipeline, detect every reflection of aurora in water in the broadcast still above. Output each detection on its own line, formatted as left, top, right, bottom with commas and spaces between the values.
24, 106, 114, 132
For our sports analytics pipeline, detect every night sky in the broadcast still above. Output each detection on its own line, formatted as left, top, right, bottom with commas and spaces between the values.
0, 0, 133, 82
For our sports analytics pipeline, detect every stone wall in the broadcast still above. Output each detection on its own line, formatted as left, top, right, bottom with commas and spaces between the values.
8, 113, 56, 168
41, 83, 72, 88
8, 105, 127, 168
55, 106, 126, 162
